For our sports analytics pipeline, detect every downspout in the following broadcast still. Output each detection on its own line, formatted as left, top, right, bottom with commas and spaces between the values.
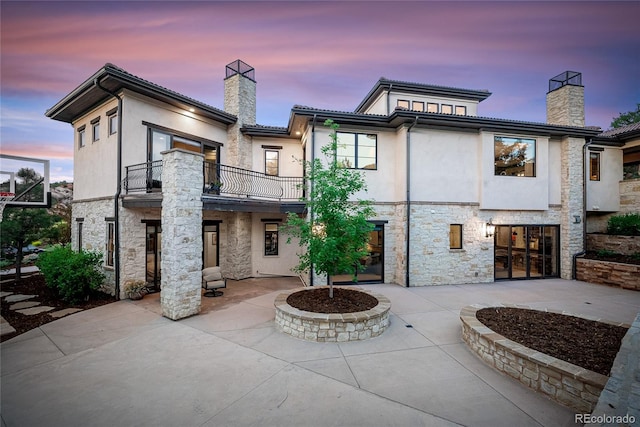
95, 77, 123, 299
405, 117, 419, 287
309, 114, 317, 286
573, 138, 594, 279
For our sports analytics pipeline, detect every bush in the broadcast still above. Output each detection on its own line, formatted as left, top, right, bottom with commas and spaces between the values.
607, 213, 640, 236
36, 245, 105, 303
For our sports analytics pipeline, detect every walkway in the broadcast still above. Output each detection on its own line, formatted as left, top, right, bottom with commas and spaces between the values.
2, 278, 639, 426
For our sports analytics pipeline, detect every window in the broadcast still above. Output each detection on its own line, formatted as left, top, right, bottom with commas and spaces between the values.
145, 122, 219, 162
450, 224, 462, 249
397, 100, 410, 110
412, 101, 425, 112
427, 103, 439, 113
106, 222, 115, 267
337, 132, 377, 170
589, 152, 600, 181
455, 105, 467, 115
264, 223, 279, 256
441, 104, 453, 114
494, 136, 536, 177
109, 114, 118, 135
91, 117, 100, 142
77, 221, 83, 251
78, 126, 86, 148
265, 150, 279, 176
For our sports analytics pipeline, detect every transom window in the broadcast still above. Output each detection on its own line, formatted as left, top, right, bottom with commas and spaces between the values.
337, 132, 377, 170
494, 136, 536, 177
397, 100, 410, 110
441, 104, 453, 114
455, 105, 467, 115
427, 103, 439, 113
412, 101, 425, 112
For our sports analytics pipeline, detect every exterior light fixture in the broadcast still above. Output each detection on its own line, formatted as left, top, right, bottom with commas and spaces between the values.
189, 108, 195, 112
486, 219, 495, 238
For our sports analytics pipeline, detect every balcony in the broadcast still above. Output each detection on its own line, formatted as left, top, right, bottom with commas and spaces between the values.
123, 161, 305, 212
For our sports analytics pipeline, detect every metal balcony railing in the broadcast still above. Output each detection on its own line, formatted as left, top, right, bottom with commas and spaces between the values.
124, 160, 304, 201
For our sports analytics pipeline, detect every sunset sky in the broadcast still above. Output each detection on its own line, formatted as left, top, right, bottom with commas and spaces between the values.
1, 1, 639, 182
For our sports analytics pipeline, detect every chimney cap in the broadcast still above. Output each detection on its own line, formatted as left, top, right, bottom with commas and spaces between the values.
548, 71, 582, 93
225, 59, 255, 82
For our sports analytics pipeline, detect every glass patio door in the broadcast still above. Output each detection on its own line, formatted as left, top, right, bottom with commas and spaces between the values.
146, 223, 162, 292
494, 225, 559, 280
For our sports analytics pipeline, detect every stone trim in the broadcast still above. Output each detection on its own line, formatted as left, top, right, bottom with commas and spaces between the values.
274, 286, 391, 342
460, 304, 628, 413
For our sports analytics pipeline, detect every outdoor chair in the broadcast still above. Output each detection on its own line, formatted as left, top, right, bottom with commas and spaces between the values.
202, 266, 226, 297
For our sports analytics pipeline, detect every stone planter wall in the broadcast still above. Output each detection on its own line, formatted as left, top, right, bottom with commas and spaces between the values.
274, 287, 390, 342
576, 258, 640, 291
460, 304, 627, 413
587, 234, 640, 256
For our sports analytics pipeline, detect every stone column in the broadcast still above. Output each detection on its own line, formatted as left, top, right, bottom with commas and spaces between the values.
560, 136, 585, 279
224, 212, 252, 280
224, 71, 255, 170
160, 149, 203, 320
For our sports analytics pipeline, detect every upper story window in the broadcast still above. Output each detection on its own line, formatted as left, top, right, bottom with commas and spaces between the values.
455, 105, 467, 115
265, 150, 279, 176
107, 108, 118, 135
441, 104, 453, 114
589, 152, 600, 181
91, 117, 100, 142
337, 132, 377, 170
494, 136, 536, 177
78, 125, 86, 148
412, 101, 425, 112
397, 100, 410, 110
427, 103, 439, 113
145, 122, 220, 162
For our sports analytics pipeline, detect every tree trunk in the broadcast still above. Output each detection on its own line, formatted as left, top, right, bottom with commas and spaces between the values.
328, 275, 334, 298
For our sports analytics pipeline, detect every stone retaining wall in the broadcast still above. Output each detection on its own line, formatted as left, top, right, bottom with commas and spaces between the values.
460, 304, 625, 413
576, 258, 640, 291
587, 234, 640, 256
590, 312, 640, 425
274, 287, 390, 342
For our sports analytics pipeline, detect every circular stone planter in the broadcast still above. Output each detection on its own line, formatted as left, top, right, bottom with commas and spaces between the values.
274, 286, 391, 342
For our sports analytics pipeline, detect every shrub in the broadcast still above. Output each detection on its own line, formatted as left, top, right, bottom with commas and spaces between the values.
607, 213, 640, 236
596, 249, 617, 257
36, 245, 105, 303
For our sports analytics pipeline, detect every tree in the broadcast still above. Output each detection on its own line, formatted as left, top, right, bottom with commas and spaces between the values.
285, 119, 375, 298
1, 208, 55, 281
611, 103, 640, 129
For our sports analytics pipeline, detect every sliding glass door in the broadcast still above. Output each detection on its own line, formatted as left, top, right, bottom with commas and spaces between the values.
494, 225, 559, 280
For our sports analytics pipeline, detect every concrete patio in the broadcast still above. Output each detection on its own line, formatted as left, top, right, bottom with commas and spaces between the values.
2, 278, 639, 427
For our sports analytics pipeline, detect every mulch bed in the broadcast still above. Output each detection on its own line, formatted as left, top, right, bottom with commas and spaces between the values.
287, 287, 378, 313
476, 307, 628, 376
1, 273, 116, 343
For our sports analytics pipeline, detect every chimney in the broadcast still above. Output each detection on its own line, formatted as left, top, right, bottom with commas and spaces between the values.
546, 71, 584, 127
224, 60, 256, 169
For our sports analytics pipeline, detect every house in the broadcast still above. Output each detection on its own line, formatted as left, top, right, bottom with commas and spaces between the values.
46, 61, 632, 320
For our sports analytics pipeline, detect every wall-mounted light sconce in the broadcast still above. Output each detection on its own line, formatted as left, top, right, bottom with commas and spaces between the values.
573, 215, 581, 224
486, 219, 495, 238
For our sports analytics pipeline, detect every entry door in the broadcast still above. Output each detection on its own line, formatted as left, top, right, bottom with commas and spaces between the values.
203, 223, 219, 269
494, 225, 559, 280
146, 224, 162, 292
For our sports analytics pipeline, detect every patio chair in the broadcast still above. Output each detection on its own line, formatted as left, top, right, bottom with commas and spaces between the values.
202, 266, 226, 297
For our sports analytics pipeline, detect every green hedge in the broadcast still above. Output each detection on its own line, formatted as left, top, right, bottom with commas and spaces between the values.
36, 245, 105, 303
607, 213, 640, 236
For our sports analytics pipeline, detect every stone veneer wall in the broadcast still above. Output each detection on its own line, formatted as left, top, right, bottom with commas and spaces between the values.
560, 136, 586, 279
576, 258, 640, 291
461, 304, 615, 413
587, 234, 640, 256
546, 84, 585, 127
590, 312, 640, 425
160, 149, 203, 320
224, 212, 252, 280
224, 73, 255, 170
71, 197, 116, 295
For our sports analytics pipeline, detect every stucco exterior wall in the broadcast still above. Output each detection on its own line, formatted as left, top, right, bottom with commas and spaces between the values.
586, 146, 622, 212
250, 213, 301, 277
251, 137, 304, 177
72, 101, 119, 200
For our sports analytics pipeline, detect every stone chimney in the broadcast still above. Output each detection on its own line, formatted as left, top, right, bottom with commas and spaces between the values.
546, 71, 584, 127
224, 59, 256, 169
